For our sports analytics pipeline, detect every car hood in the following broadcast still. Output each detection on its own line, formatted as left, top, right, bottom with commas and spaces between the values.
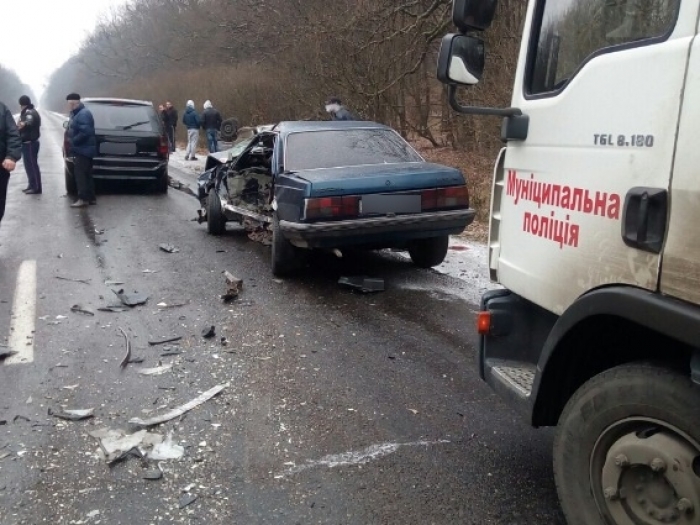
294, 163, 465, 196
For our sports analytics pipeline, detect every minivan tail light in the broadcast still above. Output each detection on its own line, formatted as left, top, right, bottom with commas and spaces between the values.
157, 135, 169, 158
304, 196, 360, 220
421, 185, 469, 210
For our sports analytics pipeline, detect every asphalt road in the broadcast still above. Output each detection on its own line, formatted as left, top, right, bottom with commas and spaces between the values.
0, 114, 566, 525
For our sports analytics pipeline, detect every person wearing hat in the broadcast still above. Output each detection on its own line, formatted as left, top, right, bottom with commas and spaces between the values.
182, 100, 202, 160
0, 100, 21, 226
17, 95, 42, 195
325, 96, 359, 121
65, 93, 97, 207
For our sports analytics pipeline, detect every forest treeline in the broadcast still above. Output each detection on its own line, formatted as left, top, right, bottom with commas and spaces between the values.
42, 0, 526, 157
0, 66, 35, 110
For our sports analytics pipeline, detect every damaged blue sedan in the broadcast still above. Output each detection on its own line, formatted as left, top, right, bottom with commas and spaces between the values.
199, 121, 475, 276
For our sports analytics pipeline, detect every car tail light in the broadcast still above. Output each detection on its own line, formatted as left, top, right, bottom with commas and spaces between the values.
421, 185, 469, 210
477, 311, 491, 335
304, 196, 360, 220
157, 135, 169, 158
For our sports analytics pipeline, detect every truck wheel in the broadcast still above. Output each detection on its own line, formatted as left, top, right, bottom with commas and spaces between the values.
554, 363, 700, 525
207, 190, 226, 235
271, 214, 303, 277
65, 168, 77, 196
220, 118, 239, 142
408, 235, 449, 268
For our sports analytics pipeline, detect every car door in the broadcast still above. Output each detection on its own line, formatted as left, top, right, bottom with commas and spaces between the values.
491, 0, 693, 315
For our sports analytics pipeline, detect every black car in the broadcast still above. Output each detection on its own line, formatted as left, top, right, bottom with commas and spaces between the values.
63, 98, 170, 194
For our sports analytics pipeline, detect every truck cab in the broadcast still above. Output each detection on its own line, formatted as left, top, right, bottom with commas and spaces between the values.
439, 1, 700, 524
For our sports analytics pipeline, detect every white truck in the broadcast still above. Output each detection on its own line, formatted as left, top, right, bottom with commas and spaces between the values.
438, 1, 700, 524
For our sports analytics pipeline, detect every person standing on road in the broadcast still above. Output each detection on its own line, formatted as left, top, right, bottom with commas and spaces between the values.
202, 100, 223, 154
183, 100, 201, 161
325, 96, 359, 121
17, 95, 42, 195
66, 93, 97, 208
0, 101, 21, 226
164, 101, 178, 153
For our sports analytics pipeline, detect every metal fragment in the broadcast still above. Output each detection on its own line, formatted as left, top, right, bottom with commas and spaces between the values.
148, 336, 183, 346
56, 276, 91, 285
119, 328, 131, 369
49, 407, 95, 421
158, 244, 180, 254
70, 304, 95, 316
113, 289, 149, 307
338, 276, 385, 293
129, 383, 229, 427
179, 493, 198, 509
137, 363, 173, 376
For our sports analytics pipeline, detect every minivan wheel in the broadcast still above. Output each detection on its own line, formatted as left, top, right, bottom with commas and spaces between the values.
207, 190, 226, 235
154, 173, 169, 194
408, 235, 449, 268
271, 214, 304, 277
65, 168, 77, 196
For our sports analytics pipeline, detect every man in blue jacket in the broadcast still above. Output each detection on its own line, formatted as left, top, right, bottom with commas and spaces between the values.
0, 100, 21, 226
182, 100, 201, 161
66, 93, 97, 207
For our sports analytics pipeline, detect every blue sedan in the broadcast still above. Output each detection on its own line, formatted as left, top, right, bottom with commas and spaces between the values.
202, 121, 475, 276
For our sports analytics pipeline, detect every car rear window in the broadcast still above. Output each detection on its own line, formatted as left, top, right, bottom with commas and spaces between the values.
285, 129, 423, 171
85, 103, 160, 132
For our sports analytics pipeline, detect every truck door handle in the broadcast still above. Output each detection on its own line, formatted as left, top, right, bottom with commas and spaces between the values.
622, 187, 667, 254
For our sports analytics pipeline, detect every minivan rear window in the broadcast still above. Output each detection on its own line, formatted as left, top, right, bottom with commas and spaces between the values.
85, 103, 160, 132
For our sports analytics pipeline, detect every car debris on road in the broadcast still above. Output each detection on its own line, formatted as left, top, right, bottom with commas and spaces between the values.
48, 407, 95, 421
338, 276, 385, 293
128, 383, 229, 427
113, 289, 150, 307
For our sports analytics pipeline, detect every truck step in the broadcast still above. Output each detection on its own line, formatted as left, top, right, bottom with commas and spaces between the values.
491, 364, 536, 397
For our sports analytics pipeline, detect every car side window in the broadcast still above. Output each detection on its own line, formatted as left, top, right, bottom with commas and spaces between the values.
529, 0, 679, 95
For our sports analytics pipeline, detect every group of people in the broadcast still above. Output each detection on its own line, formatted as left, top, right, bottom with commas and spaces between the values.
157, 100, 223, 160
0, 93, 360, 228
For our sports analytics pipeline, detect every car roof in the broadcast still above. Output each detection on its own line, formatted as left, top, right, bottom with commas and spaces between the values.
82, 97, 153, 107
274, 120, 391, 135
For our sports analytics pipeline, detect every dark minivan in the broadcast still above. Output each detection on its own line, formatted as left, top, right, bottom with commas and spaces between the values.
63, 98, 169, 194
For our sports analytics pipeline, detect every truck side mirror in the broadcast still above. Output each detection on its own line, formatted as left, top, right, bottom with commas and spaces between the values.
437, 34, 485, 86
453, 0, 498, 32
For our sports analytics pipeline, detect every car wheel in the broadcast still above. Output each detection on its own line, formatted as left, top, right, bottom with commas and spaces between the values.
271, 214, 304, 277
65, 167, 77, 196
554, 363, 700, 525
207, 190, 226, 235
408, 235, 449, 268
220, 118, 239, 142
154, 173, 169, 194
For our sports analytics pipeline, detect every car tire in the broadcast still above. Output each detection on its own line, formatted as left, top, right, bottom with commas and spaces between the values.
220, 118, 239, 142
154, 173, 169, 194
554, 363, 700, 525
65, 167, 77, 196
407, 235, 449, 268
207, 190, 226, 235
271, 214, 304, 277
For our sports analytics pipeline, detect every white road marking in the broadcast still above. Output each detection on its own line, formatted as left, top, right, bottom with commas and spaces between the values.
6, 260, 37, 365
275, 440, 450, 478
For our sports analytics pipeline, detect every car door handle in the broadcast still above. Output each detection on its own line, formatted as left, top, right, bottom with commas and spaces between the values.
622, 187, 667, 254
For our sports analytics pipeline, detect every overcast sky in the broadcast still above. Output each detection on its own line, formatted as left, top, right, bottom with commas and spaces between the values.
0, 0, 131, 99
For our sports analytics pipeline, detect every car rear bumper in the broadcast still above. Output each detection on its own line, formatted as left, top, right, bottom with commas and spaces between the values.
65, 157, 168, 180
280, 208, 476, 248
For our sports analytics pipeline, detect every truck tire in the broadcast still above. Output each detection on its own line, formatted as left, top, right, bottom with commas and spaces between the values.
220, 118, 239, 142
65, 168, 77, 196
408, 235, 449, 268
554, 363, 700, 525
207, 190, 226, 235
271, 214, 303, 277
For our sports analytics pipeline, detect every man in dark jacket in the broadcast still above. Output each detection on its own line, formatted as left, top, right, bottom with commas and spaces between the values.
0, 101, 21, 225
325, 96, 359, 121
66, 93, 97, 207
182, 100, 201, 160
202, 100, 223, 154
163, 101, 178, 153
18, 95, 42, 194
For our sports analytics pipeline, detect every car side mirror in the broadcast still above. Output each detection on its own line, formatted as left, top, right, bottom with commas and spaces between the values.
453, 0, 498, 32
437, 34, 485, 86
62, 121, 69, 129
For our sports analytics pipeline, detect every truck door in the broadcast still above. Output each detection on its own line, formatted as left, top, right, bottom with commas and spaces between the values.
661, 16, 700, 304
492, 0, 694, 315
